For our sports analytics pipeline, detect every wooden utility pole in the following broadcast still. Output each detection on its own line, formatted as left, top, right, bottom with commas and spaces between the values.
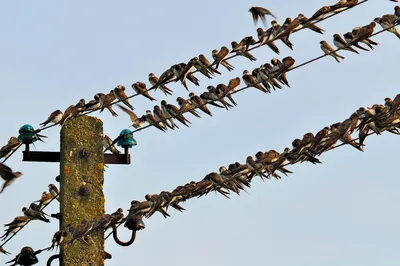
60, 116, 105, 266
20, 115, 131, 265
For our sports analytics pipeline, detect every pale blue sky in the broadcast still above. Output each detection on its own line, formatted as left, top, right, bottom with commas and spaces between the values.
1, 1, 400, 265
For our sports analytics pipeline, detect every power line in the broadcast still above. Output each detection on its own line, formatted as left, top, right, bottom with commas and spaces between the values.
36, 0, 368, 134
0, 192, 59, 249
107, 21, 400, 141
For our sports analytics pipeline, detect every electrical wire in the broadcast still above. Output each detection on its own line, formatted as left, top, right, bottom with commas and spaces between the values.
0, 193, 59, 249
104, 20, 400, 149
35, 0, 368, 134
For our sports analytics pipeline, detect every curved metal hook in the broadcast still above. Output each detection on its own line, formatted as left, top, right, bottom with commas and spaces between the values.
112, 225, 137, 247
46, 254, 61, 266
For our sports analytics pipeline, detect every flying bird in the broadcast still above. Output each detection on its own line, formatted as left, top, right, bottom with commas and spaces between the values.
0, 163, 22, 193
249, 7, 276, 27
117, 104, 146, 129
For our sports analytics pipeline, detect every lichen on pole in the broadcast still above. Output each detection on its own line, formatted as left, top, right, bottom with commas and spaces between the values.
60, 116, 105, 266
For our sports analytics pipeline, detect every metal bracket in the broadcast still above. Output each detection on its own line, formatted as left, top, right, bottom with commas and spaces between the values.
46, 254, 61, 266
22, 144, 131, 164
112, 225, 137, 247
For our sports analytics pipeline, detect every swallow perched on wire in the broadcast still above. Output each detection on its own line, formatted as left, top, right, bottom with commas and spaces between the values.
95, 92, 118, 117
199, 54, 221, 75
47, 230, 68, 252
6, 246, 39, 265
305, 6, 332, 23
177, 97, 201, 118
132, 82, 157, 101
242, 70, 268, 93
189, 92, 213, 116
161, 100, 191, 127
144, 110, 167, 132
272, 19, 294, 50
156, 68, 176, 86
298, 13, 325, 34
1, 216, 29, 241
103, 135, 120, 154
320, 40, 345, 63
148, 73, 173, 96
374, 17, 400, 39
231, 41, 257, 61
343, 32, 369, 51
35, 192, 53, 210
154, 105, 174, 129
333, 33, 359, 54
113, 84, 135, 110
40, 110, 63, 127
48, 184, 59, 202
0, 137, 20, 160
23, 205, 50, 223
0, 163, 22, 193
212, 46, 230, 69
249, 6, 276, 27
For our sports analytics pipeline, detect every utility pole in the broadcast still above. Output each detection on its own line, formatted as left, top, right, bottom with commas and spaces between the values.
60, 116, 105, 266
21, 115, 131, 265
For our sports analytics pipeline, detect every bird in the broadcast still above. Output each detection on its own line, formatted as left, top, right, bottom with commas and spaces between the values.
148, 73, 173, 96
212, 48, 233, 71
47, 230, 68, 252
154, 105, 174, 129
320, 40, 344, 63
333, 33, 359, 54
6, 246, 39, 266
40, 110, 63, 127
117, 104, 145, 129
343, 32, 369, 51
132, 82, 157, 101
160, 100, 191, 127
242, 70, 268, 93
58, 105, 79, 125
395, 6, 400, 18
0, 163, 22, 193
48, 184, 59, 202
67, 220, 93, 245
0, 246, 10, 255
144, 110, 167, 132
231, 41, 257, 61
212, 46, 230, 69
103, 135, 120, 154
177, 97, 201, 118
330, 0, 359, 12
35, 192, 53, 210
199, 54, 221, 75
350, 22, 376, 45
95, 92, 118, 117
298, 13, 325, 34
84, 98, 101, 111
113, 84, 135, 110
156, 68, 176, 86
23, 205, 50, 223
1, 216, 28, 241
306, 6, 332, 22
249, 7, 276, 27
0, 137, 20, 160
189, 92, 213, 116
374, 17, 400, 39
273, 18, 294, 50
